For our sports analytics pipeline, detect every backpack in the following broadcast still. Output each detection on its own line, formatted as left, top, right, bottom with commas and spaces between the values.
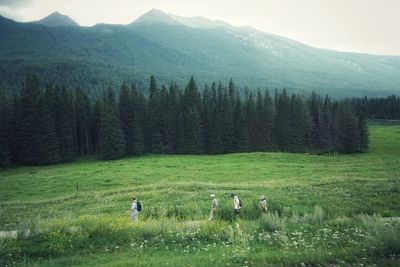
136, 200, 142, 212
238, 197, 243, 207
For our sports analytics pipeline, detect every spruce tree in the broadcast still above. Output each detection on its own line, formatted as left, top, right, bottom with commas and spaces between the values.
201, 84, 211, 153
119, 84, 135, 155
74, 87, 92, 156
178, 107, 203, 154
0, 92, 10, 167
37, 94, 61, 164
274, 89, 291, 151
59, 87, 75, 160
288, 95, 307, 152
16, 74, 42, 164
130, 84, 145, 155
263, 90, 274, 150
208, 82, 224, 154
148, 76, 162, 153
338, 103, 361, 153
99, 88, 126, 160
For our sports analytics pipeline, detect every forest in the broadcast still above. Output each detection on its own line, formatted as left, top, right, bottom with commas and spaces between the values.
2, 74, 397, 167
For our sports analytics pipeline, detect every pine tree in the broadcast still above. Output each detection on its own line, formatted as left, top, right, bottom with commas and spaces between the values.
201, 84, 211, 153
119, 84, 134, 155
338, 103, 361, 153
148, 76, 162, 153
16, 74, 42, 164
0, 92, 10, 167
245, 90, 257, 151
208, 83, 224, 154
37, 93, 61, 164
359, 114, 369, 152
74, 87, 92, 156
223, 79, 236, 152
99, 88, 126, 160
91, 99, 102, 154
288, 95, 307, 152
234, 93, 250, 151
263, 90, 274, 150
253, 90, 267, 150
274, 89, 291, 151
178, 107, 203, 154
177, 77, 203, 154
130, 84, 145, 155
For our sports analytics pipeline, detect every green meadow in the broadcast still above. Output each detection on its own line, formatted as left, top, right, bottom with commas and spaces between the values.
1, 125, 400, 266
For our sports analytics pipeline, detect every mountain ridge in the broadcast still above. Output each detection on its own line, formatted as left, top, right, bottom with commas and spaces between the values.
0, 10, 399, 97
34, 11, 79, 27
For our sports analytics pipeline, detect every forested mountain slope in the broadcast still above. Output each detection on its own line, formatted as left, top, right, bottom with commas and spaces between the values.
0, 9, 400, 96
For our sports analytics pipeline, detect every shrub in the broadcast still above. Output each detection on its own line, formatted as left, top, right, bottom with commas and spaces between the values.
302, 205, 325, 224
358, 214, 400, 257
257, 212, 286, 232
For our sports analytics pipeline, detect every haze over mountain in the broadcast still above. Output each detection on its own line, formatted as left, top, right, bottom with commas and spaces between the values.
0, 9, 399, 97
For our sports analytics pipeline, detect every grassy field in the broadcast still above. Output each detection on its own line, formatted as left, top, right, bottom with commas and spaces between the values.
0, 125, 400, 266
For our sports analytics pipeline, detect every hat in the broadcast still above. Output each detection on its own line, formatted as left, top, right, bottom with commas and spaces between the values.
210, 194, 216, 198
259, 195, 265, 200
230, 193, 235, 197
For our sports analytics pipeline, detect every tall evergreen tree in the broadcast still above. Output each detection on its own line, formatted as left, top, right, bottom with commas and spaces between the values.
16, 74, 42, 164
288, 95, 307, 152
74, 87, 92, 156
274, 89, 291, 151
148, 76, 162, 153
0, 92, 10, 167
130, 84, 145, 155
119, 84, 134, 155
208, 82, 224, 154
37, 93, 61, 164
338, 103, 361, 153
263, 90, 274, 150
99, 88, 126, 160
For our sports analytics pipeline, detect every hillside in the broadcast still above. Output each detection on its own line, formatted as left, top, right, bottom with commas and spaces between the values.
0, 9, 400, 96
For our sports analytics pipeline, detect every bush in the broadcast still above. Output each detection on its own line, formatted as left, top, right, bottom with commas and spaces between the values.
302, 205, 325, 224
358, 214, 400, 257
257, 212, 286, 232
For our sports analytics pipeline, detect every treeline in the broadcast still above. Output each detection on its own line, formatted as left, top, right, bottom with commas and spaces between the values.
0, 74, 368, 167
351, 95, 400, 119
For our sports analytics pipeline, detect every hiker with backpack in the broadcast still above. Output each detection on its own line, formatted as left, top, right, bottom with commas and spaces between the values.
209, 194, 218, 220
259, 195, 267, 213
130, 196, 141, 222
231, 193, 242, 215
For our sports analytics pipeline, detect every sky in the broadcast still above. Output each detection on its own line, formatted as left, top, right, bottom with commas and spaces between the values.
0, 0, 399, 56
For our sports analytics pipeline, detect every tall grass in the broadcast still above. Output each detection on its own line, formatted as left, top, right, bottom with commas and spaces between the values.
358, 214, 400, 257
257, 212, 286, 232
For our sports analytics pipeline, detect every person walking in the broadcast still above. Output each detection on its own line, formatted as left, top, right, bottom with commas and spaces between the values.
231, 193, 241, 215
130, 196, 140, 222
259, 195, 267, 213
209, 194, 218, 220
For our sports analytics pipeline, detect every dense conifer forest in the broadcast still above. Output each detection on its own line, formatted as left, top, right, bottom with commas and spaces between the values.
3, 74, 397, 167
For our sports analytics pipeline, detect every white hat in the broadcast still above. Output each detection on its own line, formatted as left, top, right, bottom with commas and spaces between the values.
210, 194, 216, 198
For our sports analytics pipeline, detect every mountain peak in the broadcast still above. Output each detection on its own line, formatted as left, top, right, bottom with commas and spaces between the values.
35, 11, 79, 27
132, 9, 179, 25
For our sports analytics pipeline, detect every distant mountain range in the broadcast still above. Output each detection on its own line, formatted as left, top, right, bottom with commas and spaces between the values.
0, 9, 399, 97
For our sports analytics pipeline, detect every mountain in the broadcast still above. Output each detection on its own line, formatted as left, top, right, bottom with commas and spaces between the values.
34, 12, 79, 27
0, 9, 399, 97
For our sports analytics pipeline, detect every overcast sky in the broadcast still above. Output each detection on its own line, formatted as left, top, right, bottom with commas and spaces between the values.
1, 0, 399, 56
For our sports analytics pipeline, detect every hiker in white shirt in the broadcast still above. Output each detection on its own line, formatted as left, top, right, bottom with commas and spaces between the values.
259, 195, 267, 213
231, 193, 241, 214
209, 194, 218, 220
131, 196, 139, 222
